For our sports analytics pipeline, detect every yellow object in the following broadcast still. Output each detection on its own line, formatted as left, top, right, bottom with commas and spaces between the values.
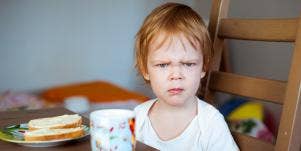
228, 102, 263, 121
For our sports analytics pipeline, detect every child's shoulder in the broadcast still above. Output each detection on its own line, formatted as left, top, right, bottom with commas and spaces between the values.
197, 98, 225, 124
197, 98, 220, 114
134, 99, 156, 131
134, 99, 156, 115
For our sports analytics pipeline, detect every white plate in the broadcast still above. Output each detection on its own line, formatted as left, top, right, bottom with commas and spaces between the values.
0, 123, 89, 147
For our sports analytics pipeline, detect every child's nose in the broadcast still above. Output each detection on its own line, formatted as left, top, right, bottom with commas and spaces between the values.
170, 74, 182, 80
168, 66, 183, 80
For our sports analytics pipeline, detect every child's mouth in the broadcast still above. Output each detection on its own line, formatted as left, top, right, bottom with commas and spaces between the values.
168, 88, 184, 94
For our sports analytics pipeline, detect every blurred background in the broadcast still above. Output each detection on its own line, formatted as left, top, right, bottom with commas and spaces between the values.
0, 0, 301, 143
0, 0, 300, 96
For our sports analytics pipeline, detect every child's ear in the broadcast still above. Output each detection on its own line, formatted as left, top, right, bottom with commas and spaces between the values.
200, 72, 206, 79
143, 72, 150, 80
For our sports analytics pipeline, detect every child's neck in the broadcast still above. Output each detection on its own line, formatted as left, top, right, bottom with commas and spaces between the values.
154, 96, 198, 115
148, 96, 198, 141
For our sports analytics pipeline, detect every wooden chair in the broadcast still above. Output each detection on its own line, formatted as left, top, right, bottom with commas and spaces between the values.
204, 0, 301, 150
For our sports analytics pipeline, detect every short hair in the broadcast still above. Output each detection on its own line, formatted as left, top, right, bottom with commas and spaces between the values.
135, 2, 212, 81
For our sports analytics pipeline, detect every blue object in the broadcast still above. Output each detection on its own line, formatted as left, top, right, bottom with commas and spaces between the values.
218, 98, 247, 117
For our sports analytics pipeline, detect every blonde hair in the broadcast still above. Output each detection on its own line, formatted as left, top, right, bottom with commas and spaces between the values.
135, 2, 212, 81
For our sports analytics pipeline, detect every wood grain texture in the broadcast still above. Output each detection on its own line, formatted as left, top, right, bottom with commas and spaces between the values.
208, 0, 230, 41
275, 16, 301, 151
0, 107, 158, 151
218, 18, 298, 42
202, 0, 231, 101
209, 71, 286, 104
206, 0, 301, 150
233, 132, 274, 151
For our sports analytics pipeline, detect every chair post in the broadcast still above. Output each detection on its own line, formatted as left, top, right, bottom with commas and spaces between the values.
275, 16, 301, 151
208, 0, 230, 42
203, 0, 230, 102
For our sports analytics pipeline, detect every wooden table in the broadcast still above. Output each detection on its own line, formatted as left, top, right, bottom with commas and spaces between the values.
0, 107, 157, 151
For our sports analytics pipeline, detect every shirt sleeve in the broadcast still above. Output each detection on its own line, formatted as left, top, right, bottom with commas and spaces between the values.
205, 111, 239, 151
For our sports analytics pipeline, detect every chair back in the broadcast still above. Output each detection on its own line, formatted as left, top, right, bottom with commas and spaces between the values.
204, 0, 301, 150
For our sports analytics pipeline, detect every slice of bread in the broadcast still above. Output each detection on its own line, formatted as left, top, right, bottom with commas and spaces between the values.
24, 127, 84, 141
28, 114, 82, 130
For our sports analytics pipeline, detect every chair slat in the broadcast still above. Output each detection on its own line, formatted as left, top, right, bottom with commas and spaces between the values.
218, 18, 298, 42
232, 132, 274, 151
208, 71, 286, 104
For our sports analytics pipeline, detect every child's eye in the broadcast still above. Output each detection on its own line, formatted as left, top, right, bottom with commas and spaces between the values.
183, 63, 196, 67
156, 63, 168, 68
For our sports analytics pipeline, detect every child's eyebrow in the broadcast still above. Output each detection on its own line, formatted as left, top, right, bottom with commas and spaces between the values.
180, 59, 199, 62
150, 59, 170, 63
179, 57, 201, 63
150, 59, 200, 64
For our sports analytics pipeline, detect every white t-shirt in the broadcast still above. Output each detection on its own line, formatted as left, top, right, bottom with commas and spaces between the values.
134, 98, 239, 151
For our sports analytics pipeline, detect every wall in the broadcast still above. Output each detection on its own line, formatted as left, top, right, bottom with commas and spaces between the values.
0, 0, 194, 96
197, 0, 301, 80
1, 0, 300, 97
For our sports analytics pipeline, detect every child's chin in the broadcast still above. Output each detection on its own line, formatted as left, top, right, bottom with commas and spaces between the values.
166, 99, 186, 107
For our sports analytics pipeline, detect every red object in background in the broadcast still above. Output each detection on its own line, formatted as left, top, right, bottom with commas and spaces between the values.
41, 81, 149, 103
263, 108, 277, 137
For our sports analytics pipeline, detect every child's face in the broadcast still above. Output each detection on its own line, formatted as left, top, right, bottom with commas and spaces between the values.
144, 34, 205, 106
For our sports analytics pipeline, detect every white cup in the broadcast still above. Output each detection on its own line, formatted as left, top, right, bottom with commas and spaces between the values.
64, 96, 90, 114
90, 109, 135, 151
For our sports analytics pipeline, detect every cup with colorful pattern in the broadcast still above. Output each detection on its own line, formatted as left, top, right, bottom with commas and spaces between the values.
90, 109, 135, 151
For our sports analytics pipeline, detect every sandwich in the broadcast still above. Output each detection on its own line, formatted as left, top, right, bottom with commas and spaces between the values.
24, 127, 84, 141
24, 114, 84, 141
28, 114, 82, 130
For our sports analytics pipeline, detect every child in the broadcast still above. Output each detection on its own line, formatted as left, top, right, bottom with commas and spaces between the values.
134, 2, 238, 151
